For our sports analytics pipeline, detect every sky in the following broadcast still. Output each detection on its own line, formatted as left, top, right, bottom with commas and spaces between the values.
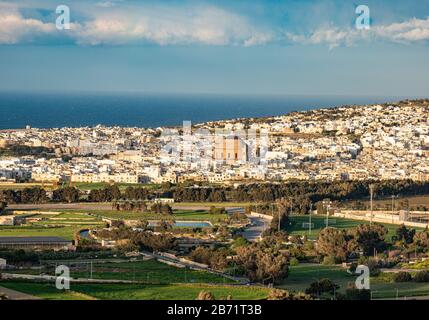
0, 0, 429, 96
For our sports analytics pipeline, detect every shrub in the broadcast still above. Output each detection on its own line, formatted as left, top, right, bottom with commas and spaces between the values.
267, 289, 312, 300
393, 272, 412, 283
414, 270, 429, 282
289, 257, 299, 266
322, 256, 336, 265
196, 290, 215, 300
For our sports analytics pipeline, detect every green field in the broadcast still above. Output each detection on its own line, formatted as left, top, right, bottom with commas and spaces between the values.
0, 207, 228, 239
0, 212, 103, 240
278, 264, 356, 293
0, 281, 269, 300
82, 209, 228, 222
286, 215, 406, 240
23, 259, 235, 284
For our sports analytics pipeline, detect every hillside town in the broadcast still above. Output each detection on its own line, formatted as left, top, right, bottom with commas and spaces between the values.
0, 99, 428, 185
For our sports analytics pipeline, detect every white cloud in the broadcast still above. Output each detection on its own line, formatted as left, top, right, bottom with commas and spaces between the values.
70, 6, 273, 46
1, 2, 429, 48
286, 16, 429, 48
0, 3, 55, 44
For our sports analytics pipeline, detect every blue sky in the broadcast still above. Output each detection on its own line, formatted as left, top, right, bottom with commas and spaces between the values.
1, 0, 429, 96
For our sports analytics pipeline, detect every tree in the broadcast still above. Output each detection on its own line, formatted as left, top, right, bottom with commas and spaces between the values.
305, 279, 340, 299
53, 187, 80, 203
235, 244, 288, 284
395, 225, 415, 244
316, 228, 354, 262
351, 224, 388, 256
0, 201, 7, 215
413, 230, 429, 248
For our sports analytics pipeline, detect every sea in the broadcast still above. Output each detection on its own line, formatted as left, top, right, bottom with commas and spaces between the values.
0, 92, 414, 129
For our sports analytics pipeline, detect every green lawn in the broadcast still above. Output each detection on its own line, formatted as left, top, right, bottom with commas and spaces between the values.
0, 225, 85, 240
277, 263, 429, 299
0, 282, 92, 300
371, 281, 429, 299
32, 259, 235, 284
286, 215, 405, 240
0, 281, 269, 300
277, 263, 356, 293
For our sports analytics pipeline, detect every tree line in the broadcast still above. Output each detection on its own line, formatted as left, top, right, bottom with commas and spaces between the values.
1, 180, 429, 207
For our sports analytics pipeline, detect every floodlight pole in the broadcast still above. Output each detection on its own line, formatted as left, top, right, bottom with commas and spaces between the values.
309, 202, 313, 236
369, 184, 374, 225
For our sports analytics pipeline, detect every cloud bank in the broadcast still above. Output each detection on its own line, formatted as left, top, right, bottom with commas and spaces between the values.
1, 1, 429, 48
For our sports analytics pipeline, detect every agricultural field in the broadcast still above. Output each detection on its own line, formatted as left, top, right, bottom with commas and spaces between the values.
286, 215, 408, 241
0, 212, 103, 240
0, 281, 269, 300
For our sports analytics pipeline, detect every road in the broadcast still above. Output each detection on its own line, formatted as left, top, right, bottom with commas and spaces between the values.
240, 215, 271, 242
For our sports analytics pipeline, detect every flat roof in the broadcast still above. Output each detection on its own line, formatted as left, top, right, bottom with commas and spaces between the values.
0, 236, 71, 244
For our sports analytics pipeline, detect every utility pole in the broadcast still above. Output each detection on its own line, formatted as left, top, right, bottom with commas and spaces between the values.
391, 195, 395, 224
278, 202, 281, 232
369, 184, 375, 225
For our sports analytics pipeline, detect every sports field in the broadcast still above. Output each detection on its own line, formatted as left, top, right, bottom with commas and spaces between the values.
286, 215, 407, 240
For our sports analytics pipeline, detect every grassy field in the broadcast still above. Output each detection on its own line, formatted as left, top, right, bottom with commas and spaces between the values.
0, 282, 92, 300
82, 209, 228, 222
0, 212, 103, 240
24, 259, 235, 284
0, 281, 269, 300
0, 208, 227, 239
286, 215, 407, 240
278, 263, 429, 299
278, 264, 356, 293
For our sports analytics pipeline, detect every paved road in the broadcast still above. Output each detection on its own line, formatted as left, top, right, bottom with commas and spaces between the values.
240, 215, 271, 242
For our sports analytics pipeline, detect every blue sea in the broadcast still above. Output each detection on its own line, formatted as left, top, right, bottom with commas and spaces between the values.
0, 92, 413, 129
